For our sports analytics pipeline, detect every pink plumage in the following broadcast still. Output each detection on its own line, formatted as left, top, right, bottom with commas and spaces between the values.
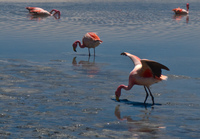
172, 3, 189, 15
26, 7, 61, 19
115, 52, 169, 105
72, 32, 103, 56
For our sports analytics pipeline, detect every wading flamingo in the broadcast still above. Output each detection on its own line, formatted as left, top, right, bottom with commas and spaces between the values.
172, 3, 189, 15
72, 32, 103, 56
115, 52, 170, 105
26, 7, 61, 19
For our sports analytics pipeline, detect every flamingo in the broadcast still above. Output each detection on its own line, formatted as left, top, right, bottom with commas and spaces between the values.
115, 52, 170, 105
72, 32, 103, 56
26, 7, 61, 19
172, 3, 189, 15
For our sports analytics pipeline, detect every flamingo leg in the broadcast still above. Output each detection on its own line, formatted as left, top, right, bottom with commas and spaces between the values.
147, 87, 154, 105
88, 48, 91, 57
144, 86, 149, 104
94, 48, 95, 56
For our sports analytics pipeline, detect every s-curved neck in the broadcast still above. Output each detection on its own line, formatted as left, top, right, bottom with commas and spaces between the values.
75, 41, 85, 48
118, 84, 130, 91
50, 9, 61, 19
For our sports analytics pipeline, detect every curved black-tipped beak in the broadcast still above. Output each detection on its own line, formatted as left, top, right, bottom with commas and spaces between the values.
73, 47, 77, 52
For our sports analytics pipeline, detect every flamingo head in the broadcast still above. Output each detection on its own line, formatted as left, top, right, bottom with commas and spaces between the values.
50, 9, 61, 19
115, 87, 121, 102
72, 42, 78, 52
186, 3, 189, 11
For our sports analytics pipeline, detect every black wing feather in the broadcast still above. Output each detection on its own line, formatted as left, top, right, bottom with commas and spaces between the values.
141, 60, 169, 77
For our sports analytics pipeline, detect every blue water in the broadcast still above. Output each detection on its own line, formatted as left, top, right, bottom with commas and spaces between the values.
0, 0, 200, 138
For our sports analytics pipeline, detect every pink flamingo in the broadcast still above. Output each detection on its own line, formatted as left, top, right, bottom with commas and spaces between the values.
72, 32, 103, 56
26, 7, 61, 19
172, 3, 189, 15
115, 52, 169, 105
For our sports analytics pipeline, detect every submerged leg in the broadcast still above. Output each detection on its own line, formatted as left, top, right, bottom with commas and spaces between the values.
147, 87, 154, 105
94, 48, 95, 56
144, 86, 149, 104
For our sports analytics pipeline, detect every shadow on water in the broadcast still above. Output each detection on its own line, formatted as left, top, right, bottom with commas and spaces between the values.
111, 98, 162, 108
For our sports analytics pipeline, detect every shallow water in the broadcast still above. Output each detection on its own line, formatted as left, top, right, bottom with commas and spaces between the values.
0, 0, 200, 138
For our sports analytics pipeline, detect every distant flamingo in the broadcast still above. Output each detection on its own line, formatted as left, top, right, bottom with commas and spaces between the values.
172, 3, 189, 15
115, 52, 170, 105
72, 32, 103, 56
26, 7, 61, 19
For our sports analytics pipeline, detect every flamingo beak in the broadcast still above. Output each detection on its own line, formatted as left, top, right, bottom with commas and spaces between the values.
73, 47, 77, 52
116, 95, 120, 102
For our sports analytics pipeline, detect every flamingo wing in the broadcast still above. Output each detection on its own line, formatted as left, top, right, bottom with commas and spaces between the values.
88, 32, 101, 41
30, 9, 43, 14
26, 7, 42, 12
26, 7, 37, 11
141, 60, 169, 78
26, 7, 49, 15
172, 7, 183, 13
121, 52, 141, 66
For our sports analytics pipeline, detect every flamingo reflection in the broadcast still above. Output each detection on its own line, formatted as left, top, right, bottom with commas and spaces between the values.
173, 14, 189, 23
72, 57, 99, 78
115, 105, 166, 136
27, 15, 50, 21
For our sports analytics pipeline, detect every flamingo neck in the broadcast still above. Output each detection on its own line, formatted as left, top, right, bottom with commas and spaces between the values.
115, 84, 128, 97
119, 84, 130, 91
75, 41, 85, 48
186, 3, 189, 11
50, 9, 61, 19
115, 81, 135, 98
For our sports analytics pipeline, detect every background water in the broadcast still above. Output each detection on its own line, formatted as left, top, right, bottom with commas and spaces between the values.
0, 0, 200, 138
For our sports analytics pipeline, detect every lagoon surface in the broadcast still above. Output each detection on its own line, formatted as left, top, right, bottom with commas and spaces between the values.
0, 0, 200, 138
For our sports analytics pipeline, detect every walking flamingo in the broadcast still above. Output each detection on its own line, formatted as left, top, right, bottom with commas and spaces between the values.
72, 32, 103, 56
115, 52, 170, 105
26, 7, 61, 19
172, 3, 189, 15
